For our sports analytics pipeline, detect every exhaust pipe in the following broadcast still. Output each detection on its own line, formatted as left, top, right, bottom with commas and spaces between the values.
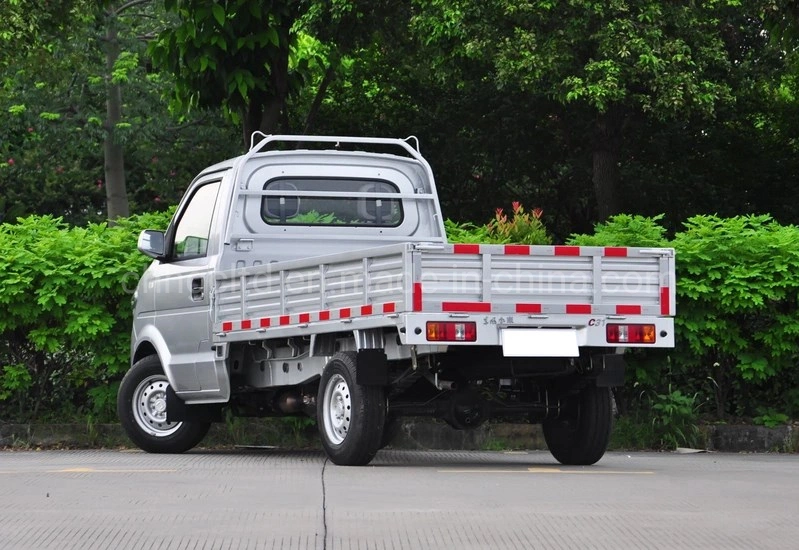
276, 391, 303, 414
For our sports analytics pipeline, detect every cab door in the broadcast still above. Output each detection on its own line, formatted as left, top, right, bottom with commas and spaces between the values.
149, 177, 227, 401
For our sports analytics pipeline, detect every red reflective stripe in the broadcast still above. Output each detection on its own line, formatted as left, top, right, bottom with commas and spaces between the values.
442, 302, 492, 313
604, 247, 628, 257
241, 319, 252, 330
319, 310, 330, 321
382, 302, 396, 314
555, 246, 581, 256
516, 303, 542, 314
340, 308, 351, 318
361, 305, 373, 316
299, 313, 310, 323
279, 315, 290, 326
222, 321, 233, 332
454, 244, 480, 254
616, 305, 642, 315
259, 318, 270, 328
661, 287, 670, 315
566, 304, 592, 314
413, 283, 423, 312
504, 245, 530, 255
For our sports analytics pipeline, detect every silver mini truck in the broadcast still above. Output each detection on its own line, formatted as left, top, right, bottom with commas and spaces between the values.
118, 134, 676, 465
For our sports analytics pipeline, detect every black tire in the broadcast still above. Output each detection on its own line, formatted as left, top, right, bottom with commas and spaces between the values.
543, 385, 613, 466
117, 355, 210, 453
317, 352, 386, 465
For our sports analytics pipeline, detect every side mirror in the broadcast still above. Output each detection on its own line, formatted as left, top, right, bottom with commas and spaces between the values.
138, 229, 166, 259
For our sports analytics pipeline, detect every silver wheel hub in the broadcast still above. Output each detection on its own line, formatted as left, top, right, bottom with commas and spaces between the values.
132, 375, 182, 437
322, 374, 352, 445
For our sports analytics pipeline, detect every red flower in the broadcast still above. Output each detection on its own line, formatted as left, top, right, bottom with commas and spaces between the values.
532, 207, 544, 220
512, 201, 521, 213
7, 158, 14, 166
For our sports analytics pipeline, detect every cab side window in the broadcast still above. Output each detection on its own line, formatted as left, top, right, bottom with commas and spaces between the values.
172, 181, 221, 260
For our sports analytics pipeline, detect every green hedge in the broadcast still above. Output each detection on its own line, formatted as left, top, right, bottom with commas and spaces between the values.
567, 213, 799, 424
0, 211, 171, 422
2, 210, 798, 429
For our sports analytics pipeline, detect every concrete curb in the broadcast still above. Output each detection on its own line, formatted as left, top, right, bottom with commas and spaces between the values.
1, 420, 796, 453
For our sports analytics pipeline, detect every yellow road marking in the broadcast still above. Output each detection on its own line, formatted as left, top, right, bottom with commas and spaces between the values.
52, 468, 177, 473
438, 468, 655, 475
1, 468, 177, 474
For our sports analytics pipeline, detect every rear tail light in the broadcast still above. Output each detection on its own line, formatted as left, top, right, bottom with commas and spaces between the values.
426, 322, 477, 342
606, 324, 656, 344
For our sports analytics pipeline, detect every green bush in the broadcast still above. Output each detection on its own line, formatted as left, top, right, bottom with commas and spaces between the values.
673, 214, 799, 418
444, 219, 507, 244
571, 213, 799, 425
0, 211, 172, 421
567, 213, 669, 247
446, 201, 551, 245
753, 409, 790, 428
650, 387, 702, 449
487, 202, 552, 245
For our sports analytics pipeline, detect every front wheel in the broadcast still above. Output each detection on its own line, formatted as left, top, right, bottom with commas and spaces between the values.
117, 355, 210, 453
543, 385, 613, 465
317, 352, 385, 465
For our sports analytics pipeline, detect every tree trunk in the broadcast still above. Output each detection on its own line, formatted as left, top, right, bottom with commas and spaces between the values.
243, 90, 265, 148
103, 22, 129, 220
242, 18, 294, 149
261, 21, 291, 136
303, 62, 337, 134
242, 91, 284, 150
592, 108, 623, 221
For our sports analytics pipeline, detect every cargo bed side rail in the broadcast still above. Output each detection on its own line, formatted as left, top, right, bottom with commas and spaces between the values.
213, 243, 415, 338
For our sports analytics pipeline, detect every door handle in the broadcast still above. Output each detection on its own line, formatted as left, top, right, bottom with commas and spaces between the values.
191, 278, 204, 301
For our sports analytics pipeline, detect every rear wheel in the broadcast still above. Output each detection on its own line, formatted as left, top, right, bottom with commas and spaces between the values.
543, 385, 613, 465
117, 355, 210, 453
317, 352, 385, 465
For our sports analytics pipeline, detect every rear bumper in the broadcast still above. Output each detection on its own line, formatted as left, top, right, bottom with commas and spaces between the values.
401, 313, 674, 353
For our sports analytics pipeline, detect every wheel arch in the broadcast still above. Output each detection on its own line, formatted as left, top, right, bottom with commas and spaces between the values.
132, 325, 175, 386
132, 341, 158, 365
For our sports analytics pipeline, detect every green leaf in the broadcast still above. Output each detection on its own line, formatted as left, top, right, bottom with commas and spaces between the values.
266, 27, 279, 46
212, 3, 225, 27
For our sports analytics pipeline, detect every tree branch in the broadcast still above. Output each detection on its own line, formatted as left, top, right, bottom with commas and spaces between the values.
114, 0, 152, 16
164, 117, 211, 133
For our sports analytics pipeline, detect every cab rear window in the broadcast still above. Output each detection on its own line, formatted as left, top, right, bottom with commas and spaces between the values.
261, 178, 403, 227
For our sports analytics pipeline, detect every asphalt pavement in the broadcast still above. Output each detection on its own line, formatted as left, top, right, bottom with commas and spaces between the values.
0, 449, 797, 549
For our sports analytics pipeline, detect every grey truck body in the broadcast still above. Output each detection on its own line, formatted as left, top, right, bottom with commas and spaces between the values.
124, 134, 675, 465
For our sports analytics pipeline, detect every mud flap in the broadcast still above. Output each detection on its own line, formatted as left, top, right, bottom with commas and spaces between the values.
166, 386, 224, 422
593, 354, 626, 387
356, 349, 389, 386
